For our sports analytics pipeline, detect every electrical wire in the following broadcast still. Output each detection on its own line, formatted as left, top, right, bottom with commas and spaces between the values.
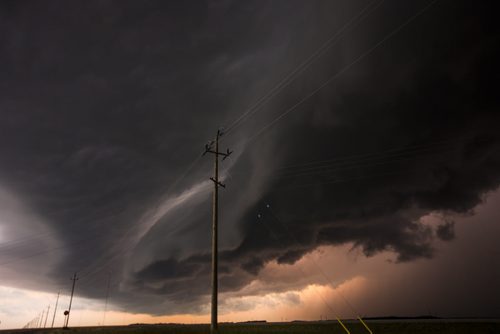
244, 0, 439, 146
275, 137, 466, 172
264, 204, 372, 333
256, 213, 351, 333
223, 0, 386, 136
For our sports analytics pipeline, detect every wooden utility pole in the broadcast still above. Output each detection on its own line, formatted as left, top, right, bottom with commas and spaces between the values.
40, 310, 45, 328
64, 273, 78, 329
44, 305, 50, 328
203, 129, 232, 334
51, 291, 60, 328
102, 272, 111, 326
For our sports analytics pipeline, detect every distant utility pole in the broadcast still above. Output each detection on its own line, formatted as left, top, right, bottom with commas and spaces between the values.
102, 272, 111, 326
44, 305, 50, 327
64, 273, 79, 329
39, 310, 45, 328
51, 291, 60, 328
202, 129, 232, 334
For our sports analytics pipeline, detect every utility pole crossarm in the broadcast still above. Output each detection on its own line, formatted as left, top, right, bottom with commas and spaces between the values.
209, 177, 225, 188
203, 146, 233, 159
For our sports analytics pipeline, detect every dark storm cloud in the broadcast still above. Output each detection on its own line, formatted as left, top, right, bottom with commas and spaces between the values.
0, 0, 499, 315
436, 221, 455, 241
127, 0, 500, 312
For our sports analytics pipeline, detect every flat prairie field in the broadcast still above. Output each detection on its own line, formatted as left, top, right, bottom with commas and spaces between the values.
4, 320, 500, 334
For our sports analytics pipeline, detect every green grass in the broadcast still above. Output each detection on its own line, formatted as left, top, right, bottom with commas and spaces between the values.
7, 321, 500, 334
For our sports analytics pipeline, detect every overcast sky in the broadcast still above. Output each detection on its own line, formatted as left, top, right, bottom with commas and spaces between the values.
1, 0, 499, 329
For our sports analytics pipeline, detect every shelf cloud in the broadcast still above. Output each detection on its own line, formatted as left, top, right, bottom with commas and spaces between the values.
0, 0, 498, 316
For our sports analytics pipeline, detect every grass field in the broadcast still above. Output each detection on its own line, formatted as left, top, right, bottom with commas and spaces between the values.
5, 320, 500, 334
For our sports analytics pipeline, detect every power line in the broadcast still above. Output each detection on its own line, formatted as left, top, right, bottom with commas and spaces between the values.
244, 0, 439, 146
0, 158, 207, 291
272, 169, 410, 192
264, 204, 373, 333
0, 138, 464, 270
256, 212, 351, 333
224, 0, 386, 136
0, 221, 118, 261
272, 146, 458, 180
0, 236, 95, 267
274, 137, 466, 173
2, 137, 469, 278
75, 155, 207, 284
225, 137, 465, 189
272, 149, 500, 192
